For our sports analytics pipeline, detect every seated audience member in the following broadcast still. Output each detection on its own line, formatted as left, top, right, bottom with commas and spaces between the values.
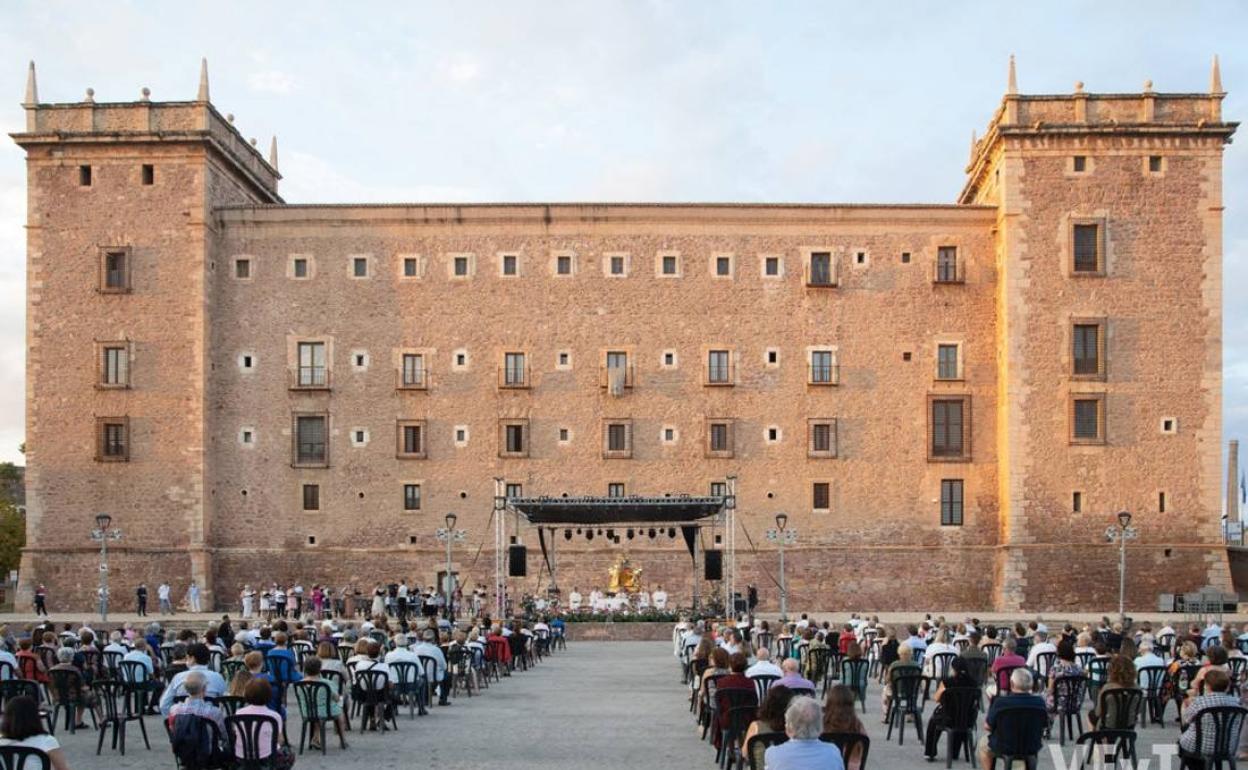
300, 657, 347, 751
744, 684, 793, 746
1180, 668, 1240, 762
1133, 641, 1165, 686
923, 629, 957, 676
1088, 655, 1137, 730
977, 668, 1047, 770
1025, 630, 1056, 670
1189, 645, 1230, 699
924, 656, 979, 761
763, 696, 845, 770
776, 658, 815, 692
233, 678, 292, 766
987, 639, 1026, 696
881, 642, 920, 720
824, 684, 867, 770
837, 624, 857, 656
746, 646, 783, 679
160, 643, 227, 715
15, 639, 47, 684
0, 695, 71, 770
1043, 640, 1084, 715
47, 648, 98, 728
167, 671, 226, 734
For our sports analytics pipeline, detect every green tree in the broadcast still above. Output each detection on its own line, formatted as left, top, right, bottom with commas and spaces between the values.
0, 500, 22, 575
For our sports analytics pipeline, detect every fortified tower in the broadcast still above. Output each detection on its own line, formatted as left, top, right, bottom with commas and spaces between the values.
10, 62, 280, 608
963, 57, 1237, 610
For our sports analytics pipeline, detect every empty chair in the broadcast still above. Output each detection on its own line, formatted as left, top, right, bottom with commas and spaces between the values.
1136, 665, 1167, 726
92, 678, 150, 756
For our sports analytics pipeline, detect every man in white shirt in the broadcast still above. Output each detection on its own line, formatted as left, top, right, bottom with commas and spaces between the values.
747, 647, 783, 679
568, 587, 583, 610
413, 630, 451, 705
158, 582, 173, 615
636, 590, 650, 610
384, 633, 424, 686
1134, 641, 1166, 686
1025, 630, 1057, 671
103, 631, 130, 656
652, 585, 668, 610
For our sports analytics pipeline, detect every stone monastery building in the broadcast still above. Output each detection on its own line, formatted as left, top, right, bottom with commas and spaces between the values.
10, 57, 1238, 612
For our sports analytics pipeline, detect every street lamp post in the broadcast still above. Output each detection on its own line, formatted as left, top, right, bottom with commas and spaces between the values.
89, 513, 123, 623
1105, 510, 1138, 622
436, 513, 466, 619
765, 513, 797, 621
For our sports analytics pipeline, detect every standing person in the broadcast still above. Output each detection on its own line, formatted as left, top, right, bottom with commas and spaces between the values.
292, 584, 304, 619
96, 585, 109, 617
33, 584, 48, 617
652, 584, 668, 611
240, 585, 255, 619
340, 585, 352, 619
187, 581, 202, 614
396, 580, 409, 621
273, 584, 287, 619
158, 582, 173, 615
370, 584, 385, 619
136, 583, 148, 617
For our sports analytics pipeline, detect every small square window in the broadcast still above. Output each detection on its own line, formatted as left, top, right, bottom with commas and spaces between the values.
454, 256, 470, 277
558, 427, 570, 443
354, 352, 368, 369
1158, 491, 1167, 513
409, 535, 418, 545
79, 165, 92, 187
1161, 418, 1177, 435
455, 427, 468, 444
763, 256, 781, 277
293, 258, 309, 279
766, 348, 779, 367
556, 351, 572, 370
855, 251, 866, 265
234, 259, 251, 279
355, 430, 366, 443
610, 255, 626, 275
502, 254, 518, 276
307, 535, 317, 546
242, 430, 254, 444
403, 257, 419, 277
141, 164, 154, 185
352, 257, 369, 278
1073, 156, 1087, 172
663, 427, 676, 443
661, 255, 679, 276
239, 353, 255, 371
715, 256, 732, 277
607, 483, 625, 498
555, 254, 574, 276
662, 350, 677, 369
1149, 155, 1163, 173
903, 352, 912, 362
453, 349, 469, 371
302, 484, 320, 511
901, 252, 911, 264
767, 427, 779, 442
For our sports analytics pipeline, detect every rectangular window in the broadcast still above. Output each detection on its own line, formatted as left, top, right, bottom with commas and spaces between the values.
1073, 492, 1082, 513
502, 254, 518, 276
936, 344, 960, 380
500, 420, 529, 457
764, 256, 780, 276
710, 481, 727, 498
715, 256, 731, 276
607, 483, 625, 498
1071, 395, 1106, 444
505, 482, 523, 500
706, 350, 732, 385
403, 484, 422, 511
808, 419, 837, 458
940, 480, 964, 526
707, 420, 733, 457
296, 342, 328, 388
604, 351, 631, 390
454, 256, 470, 276
929, 396, 970, 460
101, 249, 130, 292
1073, 156, 1087, 173
1149, 156, 1163, 173
610, 255, 626, 275
294, 415, 328, 466
604, 421, 631, 457
810, 350, 837, 385
400, 353, 426, 389
397, 421, 426, 458
141, 164, 154, 185
556, 255, 573, 275
662, 255, 678, 275
352, 257, 368, 278
935, 246, 960, 283
1072, 322, 1104, 377
101, 345, 129, 387
1072, 223, 1102, 274
293, 258, 309, 278
302, 484, 320, 511
1159, 491, 1166, 513
96, 417, 129, 462
502, 352, 528, 388
79, 165, 92, 186
235, 259, 251, 279
403, 257, 419, 277
812, 482, 830, 511
808, 252, 834, 286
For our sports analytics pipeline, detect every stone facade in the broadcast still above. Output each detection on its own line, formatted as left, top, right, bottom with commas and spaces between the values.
10, 63, 1237, 614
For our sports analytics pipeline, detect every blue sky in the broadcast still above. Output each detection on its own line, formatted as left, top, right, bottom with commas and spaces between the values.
0, 1, 1244, 492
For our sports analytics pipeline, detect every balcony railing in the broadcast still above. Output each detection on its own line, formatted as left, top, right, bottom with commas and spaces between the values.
808, 363, 840, 386
498, 365, 531, 389
396, 367, 430, 390
704, 361, 735, 386
290, 366, 331, 391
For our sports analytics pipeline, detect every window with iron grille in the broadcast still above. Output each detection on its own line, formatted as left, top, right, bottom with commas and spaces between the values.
1071, 396, 1105, 444
101, 345, 128, 387
503, 352, 526, 386
403, 484, 421, 511
808, 252, 834, 286
808, 419, 837, 458
708, 422, 732, 454
707, 350, 731, 384
930, 397, 969, 460
940, 480, 964, 526
606, 423, 629, 453
398, 421, 425, 458
297, 342, 327, 387
302, 484, 320, 511
936, 246, 959, 283
1072, 323, 1102, 376
501, 422, 528, 456
812, 482, 830, 510
294, 415, 327, 466
401, 353, 426, 388
1072, 224, 1102, 274
607, 483, 625, 498
97, 418, 129, 462
810, 350, 836, 384
102, 249, 129, 292
937, 344, 959, 380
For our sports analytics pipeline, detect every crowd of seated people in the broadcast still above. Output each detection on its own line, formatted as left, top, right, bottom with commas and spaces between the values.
0, 611, 566, 767
673, 612, 1248, 769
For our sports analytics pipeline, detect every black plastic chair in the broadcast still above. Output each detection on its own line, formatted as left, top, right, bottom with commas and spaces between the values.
47, 668, 94, 734
0, 680, 52, 734
262, 654, 295, 705
993, 666, 1024, 701
841, 658, 870, 713
933, 686, 979, 768
1137, 665, 1167, 726
1050, 675, 1087, 746
716, 694, 758, 770
0, 661, 19, 683
448, 646, 473, 697
1096, 687, 1143, 732
985, 704, 1046, 770
754, 632, 773, 655
1178, 705, 1247, 770
1075, 729, 1137, 768
93, 678, 150, 755
102, 651, 124, 679
417, 655, 441, 705
750, 674, 778, 704
215, 695, 245, 717
924, 653, 958, 706
353, 669, 396, 732
220, 659, 245, 685
165, 713, 227, 770
886, 670, 924, 745
1075, 651, 1094, 671
1165, 664, 1202, 725
821, 731, 871, 770
982, 643, 1003, 665
0, 746, 50, 770
964, 657, 989, 689
745, 732, 787, 770
389, 661, 427, 718
1230, 657, 1248, 695
293, 680, 343, 755
226, 713, 280, 770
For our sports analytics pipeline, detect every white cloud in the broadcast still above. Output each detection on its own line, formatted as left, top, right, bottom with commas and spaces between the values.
435, 53, 483, 85
247, 70, 295, 94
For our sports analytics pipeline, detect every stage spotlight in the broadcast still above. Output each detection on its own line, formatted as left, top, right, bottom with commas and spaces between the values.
648, 528, 656, 539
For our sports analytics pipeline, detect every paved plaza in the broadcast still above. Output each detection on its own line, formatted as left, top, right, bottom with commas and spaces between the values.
37, 640, 1200, 769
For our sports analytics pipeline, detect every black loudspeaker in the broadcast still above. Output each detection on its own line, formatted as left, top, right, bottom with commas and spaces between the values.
704, 549, 723, 580
508, 544, 527, 577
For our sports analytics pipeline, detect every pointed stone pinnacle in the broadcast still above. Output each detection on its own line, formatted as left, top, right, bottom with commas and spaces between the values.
197, 57, 210, 102
1211, 54, 1223, 94
1007, 54, 1018, 95
23, 61, 37, 106
969, 130, 978, 161
269, 136, 279, 171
